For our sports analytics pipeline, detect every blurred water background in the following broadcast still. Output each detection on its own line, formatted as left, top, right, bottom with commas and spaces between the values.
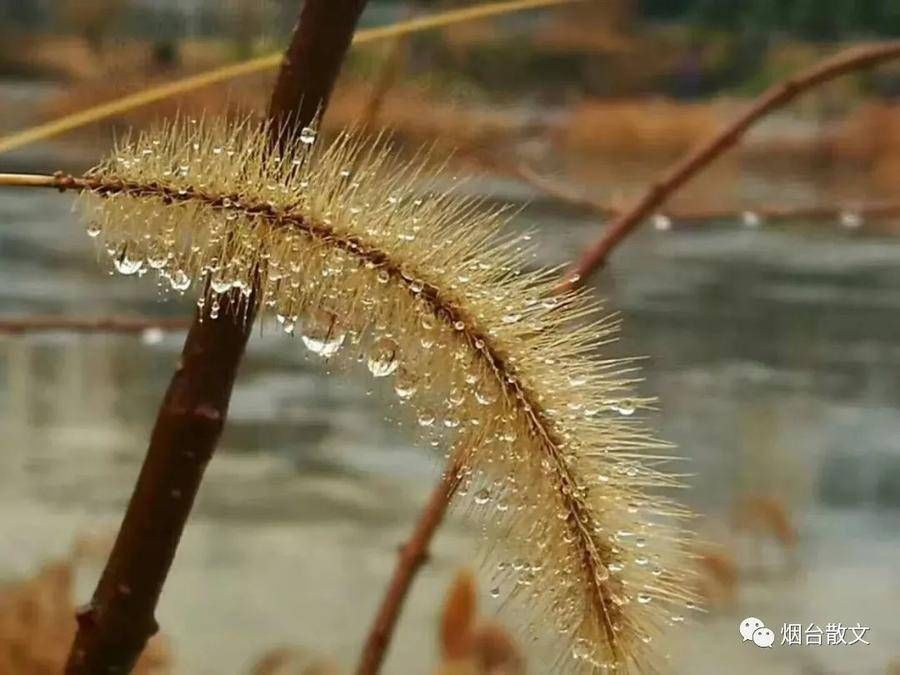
1, 2, 900, 674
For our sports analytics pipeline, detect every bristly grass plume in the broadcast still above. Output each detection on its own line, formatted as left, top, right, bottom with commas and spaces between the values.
77, 116, 697, 672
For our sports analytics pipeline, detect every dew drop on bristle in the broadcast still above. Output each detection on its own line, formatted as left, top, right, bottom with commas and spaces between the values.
299, 126, 317, 145
300, 310, 346, 357
114, 254, 144, 276
367, 337, 400, 377
168, 270, 191, 292
393, 370, 417, 399
210, 277, 232, 294
417, 409, 436, 427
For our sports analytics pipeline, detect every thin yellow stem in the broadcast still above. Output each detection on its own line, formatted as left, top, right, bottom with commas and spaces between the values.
0, 173, 62, 188
0, 0, 579, 156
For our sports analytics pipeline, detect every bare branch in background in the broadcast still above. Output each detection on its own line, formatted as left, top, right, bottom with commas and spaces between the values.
357, 453, 466, 675
0, 316, 190, 335
512, 163, 900, 226
561, 41, 900, 290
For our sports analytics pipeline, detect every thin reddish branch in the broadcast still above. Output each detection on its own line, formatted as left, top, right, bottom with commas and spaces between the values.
353, 40, 900, 675
357, 455, 466, 675
63, 2, 368, 673
0, 316, 190, 334
562, 41, 900, 289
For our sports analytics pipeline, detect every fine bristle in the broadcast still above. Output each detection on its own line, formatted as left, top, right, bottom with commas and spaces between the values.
78, 116, 698, 672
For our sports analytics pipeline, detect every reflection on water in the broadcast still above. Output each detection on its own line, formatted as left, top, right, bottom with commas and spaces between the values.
1, 154, 899, 674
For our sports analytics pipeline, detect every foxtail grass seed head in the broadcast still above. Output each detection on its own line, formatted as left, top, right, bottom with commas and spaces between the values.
78, 116, 697, 672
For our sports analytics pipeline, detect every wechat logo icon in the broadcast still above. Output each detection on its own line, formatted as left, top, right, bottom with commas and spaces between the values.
740, 617, 775, 648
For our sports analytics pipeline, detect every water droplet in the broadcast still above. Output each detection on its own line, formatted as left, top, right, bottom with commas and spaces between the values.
299, 126, 317, 145
168, 270, 191, 292
141, 327, 164, 345
742, 210, 761, 227
490, 586, 501, 598
147, 254, 168, 270
475, 388, 497, 405
474, 488, 491, 505
417, 409, 436, 427
301, 310, 346, 357
572, 638, 592, 661
86, 222, 102, 238
611, 399, 636, 416
367, 337, 399, 377
840, 210, 863, 229
376, 269, 390, 284
393, 370, 417, 399
652, 214, 672, 231
113, 250, 143, 275
210, 277, 232, 294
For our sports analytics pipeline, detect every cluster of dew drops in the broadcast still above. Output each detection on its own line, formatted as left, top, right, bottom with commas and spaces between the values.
86, 122, 323, 290
85, 123, 693, 667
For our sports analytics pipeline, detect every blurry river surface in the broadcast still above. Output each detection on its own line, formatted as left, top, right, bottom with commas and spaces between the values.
1, 138, 899, 675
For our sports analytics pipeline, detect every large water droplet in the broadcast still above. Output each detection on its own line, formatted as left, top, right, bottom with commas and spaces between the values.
168, 270, 191, 292
301, 310, 346, 357
367, 337, 399, 377
86, 222, 102, 238
113, 250, 143, 276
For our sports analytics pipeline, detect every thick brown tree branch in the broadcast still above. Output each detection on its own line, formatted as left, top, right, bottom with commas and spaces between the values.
63, 2, 368, 673
562, 41, 900, 289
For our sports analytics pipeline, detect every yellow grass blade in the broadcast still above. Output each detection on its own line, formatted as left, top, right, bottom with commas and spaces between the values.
0, 0, 577, 155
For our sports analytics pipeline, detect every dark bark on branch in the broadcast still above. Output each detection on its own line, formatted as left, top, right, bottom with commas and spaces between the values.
268, 0, 369, 147
63, 2, 368, 673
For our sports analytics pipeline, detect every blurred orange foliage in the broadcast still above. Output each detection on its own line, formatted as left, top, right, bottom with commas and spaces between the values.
434, 570, 525, 675
561, 99, 721, 157
0, 538, 170, 675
